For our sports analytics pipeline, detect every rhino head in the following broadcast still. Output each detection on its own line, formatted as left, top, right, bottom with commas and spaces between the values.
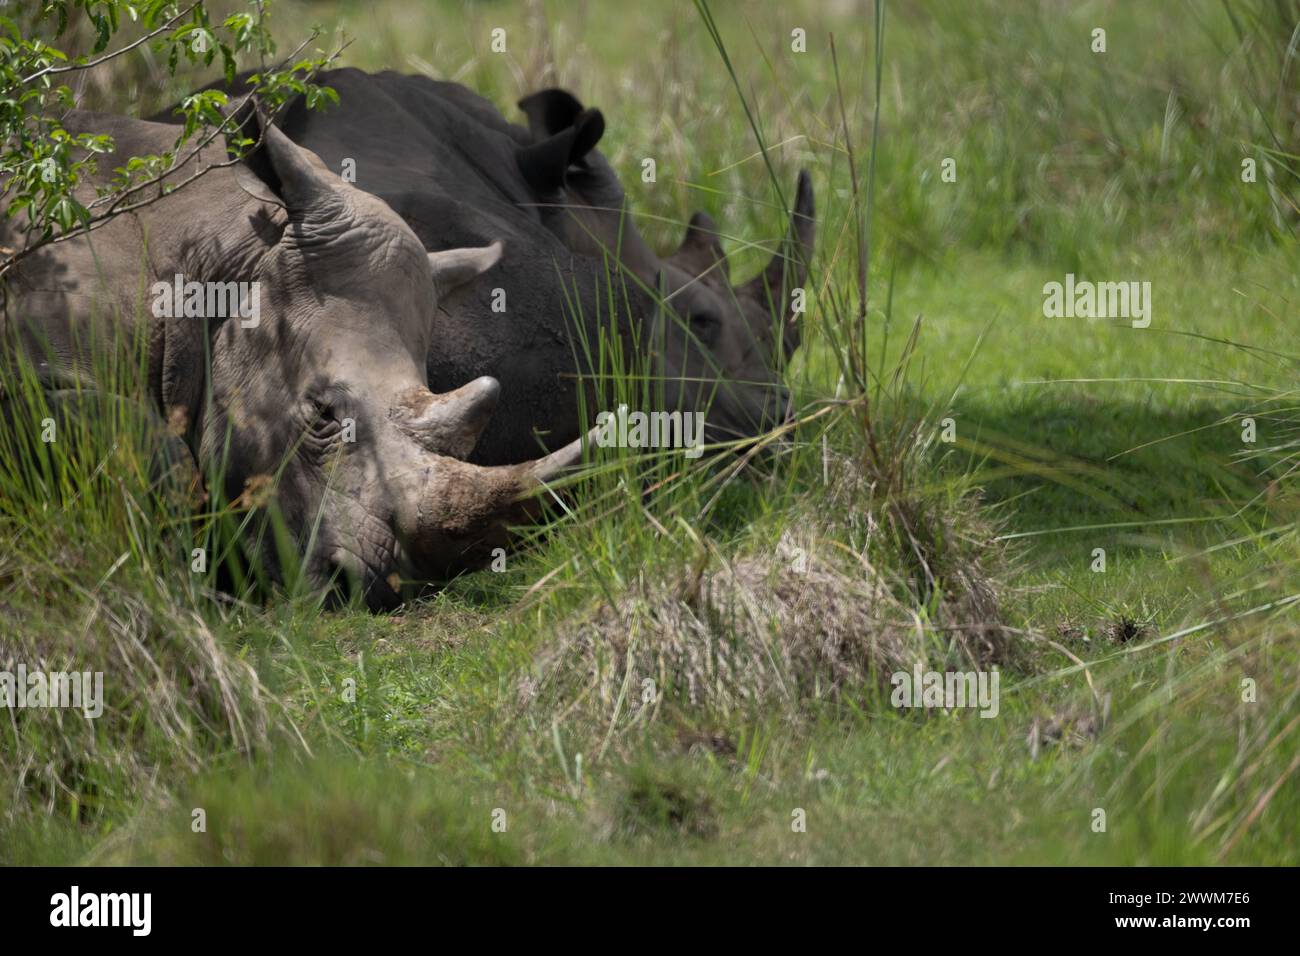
205, 113, 592, 606
516, 89, 815, 448
6, 106, 586, 610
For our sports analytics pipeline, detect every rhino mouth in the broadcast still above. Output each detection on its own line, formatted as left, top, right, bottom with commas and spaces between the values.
322, 544, 403, 611
703, 384, 794, 446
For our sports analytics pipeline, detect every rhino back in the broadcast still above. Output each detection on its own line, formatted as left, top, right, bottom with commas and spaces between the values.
2, 111, 276, 409
2, 112, 172, 357
277, 69, 547, 250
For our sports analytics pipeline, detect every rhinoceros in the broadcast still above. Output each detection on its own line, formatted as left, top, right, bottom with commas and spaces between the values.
189, 69, 815, 465
0, 106, 587, 609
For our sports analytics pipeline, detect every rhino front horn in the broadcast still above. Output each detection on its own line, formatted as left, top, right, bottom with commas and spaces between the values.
393, 427, 599, 576
516, 425, 601, 492
744, 170, 816, 361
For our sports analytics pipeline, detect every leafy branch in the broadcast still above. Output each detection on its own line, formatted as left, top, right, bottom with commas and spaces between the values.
0, 1, 344, 279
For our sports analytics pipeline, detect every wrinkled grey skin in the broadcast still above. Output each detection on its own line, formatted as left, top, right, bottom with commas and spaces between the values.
1, 108, 585, 609
191, 69, 815, 465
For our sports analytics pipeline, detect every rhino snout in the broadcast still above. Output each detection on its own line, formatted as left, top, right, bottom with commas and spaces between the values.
319, 546, 403, 611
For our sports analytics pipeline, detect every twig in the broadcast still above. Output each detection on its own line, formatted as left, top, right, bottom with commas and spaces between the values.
1, 32, 348, 280
19, 3, 201, 87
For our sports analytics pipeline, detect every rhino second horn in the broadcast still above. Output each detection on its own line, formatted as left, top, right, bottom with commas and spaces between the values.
675, 211, 729, 279
429, 240, 503, 296
399, 377, 501, 459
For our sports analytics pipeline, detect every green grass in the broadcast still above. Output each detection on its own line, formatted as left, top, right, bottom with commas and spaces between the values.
2, 0, 1298, 865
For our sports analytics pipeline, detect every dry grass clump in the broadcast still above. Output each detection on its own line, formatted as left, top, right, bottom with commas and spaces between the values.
0, 551, 281, 831
526, 473, 1010, 731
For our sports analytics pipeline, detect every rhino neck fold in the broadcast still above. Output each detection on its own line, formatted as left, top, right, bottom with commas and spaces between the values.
153, 311, 223, 454
145, 195, 285, 452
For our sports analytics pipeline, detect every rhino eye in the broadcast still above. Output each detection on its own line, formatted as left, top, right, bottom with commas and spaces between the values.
304, 397, 341, 437
688, 310, 721, 347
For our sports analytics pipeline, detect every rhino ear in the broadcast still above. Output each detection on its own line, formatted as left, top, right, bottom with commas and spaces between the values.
428, 240, 504, 297
515, 107, 605, 193
518, 88, 586, 139
228, 99, 335, 213
233, 163, 285, 209
228, 101, 284, 208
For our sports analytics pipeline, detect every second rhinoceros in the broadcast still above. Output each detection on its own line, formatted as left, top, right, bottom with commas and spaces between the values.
194, 69, 815, 465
